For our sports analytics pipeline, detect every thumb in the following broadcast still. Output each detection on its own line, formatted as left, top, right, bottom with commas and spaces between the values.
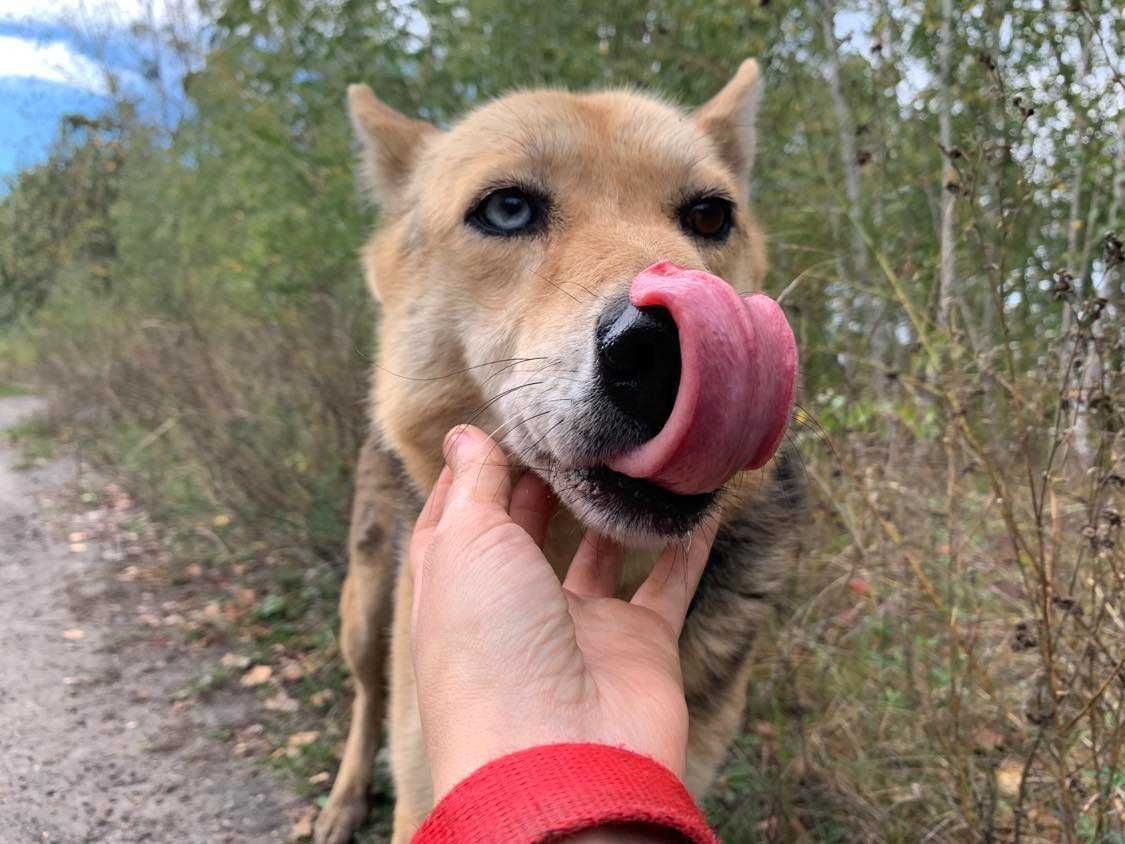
440, 425, 514, 514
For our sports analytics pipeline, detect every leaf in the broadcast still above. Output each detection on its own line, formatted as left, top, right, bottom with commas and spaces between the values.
280, 662, 304, 682
264, 691, 299, 713
972, 728, 1004, 753
240, 664, 273, 686
62, 628, 85, 640
996, 759, 1023, 798
287, 730, 320, 749
257, 593, 287, 619
288, 806, 317, 841
220, 652, 251, 669
309, 689, 334, 708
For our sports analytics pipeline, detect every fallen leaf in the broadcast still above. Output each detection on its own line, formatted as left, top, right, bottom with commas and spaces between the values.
309, 689, 334, 708
848, 577, 871, 597
997, 759, 1023, 797
280, 663, 304, 682
221, 653, 251, 669
287, 730, 320, 750
240, 665, 273, 686
288, 806, 317, 841
213, 514, 232, 528
264, 691, 299, 713
62, 629, 85, 640
68, 531, 89, 542
973, 727, 1004, 753
69, 542, 88, 553
308, 772, 330, 786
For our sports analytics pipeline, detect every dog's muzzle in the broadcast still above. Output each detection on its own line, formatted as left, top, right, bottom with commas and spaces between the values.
595, 260, 798, 495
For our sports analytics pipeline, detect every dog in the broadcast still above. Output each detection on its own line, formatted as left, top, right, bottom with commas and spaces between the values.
314, 59, 805, 844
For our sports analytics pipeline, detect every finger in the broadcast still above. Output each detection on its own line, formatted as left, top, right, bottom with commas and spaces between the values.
563, 531, 625, 598
441, 424, 514, 513
410, 466, 453, 621
508, 471, 557, 548
412, 466, 453, 551
630, 514, 720, 637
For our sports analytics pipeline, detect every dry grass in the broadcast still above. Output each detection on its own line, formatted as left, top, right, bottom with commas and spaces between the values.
706, 269, 1124, 841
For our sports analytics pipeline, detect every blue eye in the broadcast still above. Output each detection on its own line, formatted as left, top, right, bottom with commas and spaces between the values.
468, 187, 547, 236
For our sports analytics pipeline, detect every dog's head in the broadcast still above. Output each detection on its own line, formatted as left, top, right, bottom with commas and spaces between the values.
351, 61, 796, 543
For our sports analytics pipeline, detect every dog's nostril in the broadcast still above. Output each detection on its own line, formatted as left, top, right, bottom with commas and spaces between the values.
595, 300, 681, 438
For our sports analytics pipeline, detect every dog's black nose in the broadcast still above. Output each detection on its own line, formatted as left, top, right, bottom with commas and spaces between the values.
596, 299, 681, 438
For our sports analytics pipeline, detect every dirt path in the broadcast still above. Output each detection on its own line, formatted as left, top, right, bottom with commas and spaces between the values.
0, 396, 300, 843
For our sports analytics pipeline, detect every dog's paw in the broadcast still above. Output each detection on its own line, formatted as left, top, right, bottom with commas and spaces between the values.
313, 794, 369, 844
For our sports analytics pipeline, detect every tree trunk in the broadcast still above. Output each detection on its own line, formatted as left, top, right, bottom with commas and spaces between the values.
1065, 24, 1095, 466
937, 0, 956, 332
820, 0, 869, 291
1074, 113, 1123, 467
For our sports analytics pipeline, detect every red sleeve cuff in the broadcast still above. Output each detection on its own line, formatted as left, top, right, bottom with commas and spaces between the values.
412, 743, 717, 843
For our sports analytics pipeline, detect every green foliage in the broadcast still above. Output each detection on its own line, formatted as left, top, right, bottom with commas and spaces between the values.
0, 113, 127, 324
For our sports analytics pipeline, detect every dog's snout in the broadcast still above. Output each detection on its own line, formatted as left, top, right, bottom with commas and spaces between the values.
595, 299, 681, 438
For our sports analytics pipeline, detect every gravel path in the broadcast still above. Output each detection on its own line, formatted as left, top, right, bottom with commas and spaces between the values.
0, 396, 299, 843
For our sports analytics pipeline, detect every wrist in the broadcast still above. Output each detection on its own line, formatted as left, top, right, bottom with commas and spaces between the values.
564, 824, 690, 842
414, 743, 716, 844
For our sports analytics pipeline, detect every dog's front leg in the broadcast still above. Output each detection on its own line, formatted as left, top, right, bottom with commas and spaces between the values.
386, 560, 434, 842
315, 433, 408, 844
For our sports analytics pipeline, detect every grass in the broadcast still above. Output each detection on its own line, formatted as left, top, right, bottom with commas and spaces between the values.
4, 413, 59, 467
0, 381, 30, 398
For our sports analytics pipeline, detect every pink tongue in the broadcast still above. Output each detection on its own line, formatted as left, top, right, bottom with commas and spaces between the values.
606, 261, 798, 495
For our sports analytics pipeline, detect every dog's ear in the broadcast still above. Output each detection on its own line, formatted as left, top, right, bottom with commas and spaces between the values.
348, 84, 438, 204
693, 59, 762, 194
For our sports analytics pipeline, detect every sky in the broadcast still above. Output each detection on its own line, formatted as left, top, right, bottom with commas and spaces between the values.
0, 0, 198, 176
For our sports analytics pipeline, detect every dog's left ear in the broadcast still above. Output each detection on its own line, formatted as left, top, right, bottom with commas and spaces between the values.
694, 59, 762, 195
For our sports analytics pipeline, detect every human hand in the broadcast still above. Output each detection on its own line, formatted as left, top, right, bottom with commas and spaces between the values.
408, 425, 719, 800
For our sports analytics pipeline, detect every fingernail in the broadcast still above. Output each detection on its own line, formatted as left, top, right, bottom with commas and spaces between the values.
442, 426, 467, 462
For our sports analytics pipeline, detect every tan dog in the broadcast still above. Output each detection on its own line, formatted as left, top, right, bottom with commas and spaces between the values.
314, 60, 804, 844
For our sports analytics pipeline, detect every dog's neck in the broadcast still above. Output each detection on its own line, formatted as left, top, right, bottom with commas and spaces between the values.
542, 507, 661, 598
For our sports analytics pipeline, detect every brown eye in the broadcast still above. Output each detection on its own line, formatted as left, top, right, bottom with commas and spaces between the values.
680, 197, 734, 241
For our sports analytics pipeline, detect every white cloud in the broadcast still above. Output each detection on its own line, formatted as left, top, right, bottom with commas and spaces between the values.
0, 34, 109, 94
0, 0, 192, 26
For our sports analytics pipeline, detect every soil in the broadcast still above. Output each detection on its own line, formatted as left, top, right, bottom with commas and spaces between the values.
0, 396, 301, 843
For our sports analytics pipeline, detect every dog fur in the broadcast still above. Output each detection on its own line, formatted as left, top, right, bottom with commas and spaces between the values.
314, 60, 805, 844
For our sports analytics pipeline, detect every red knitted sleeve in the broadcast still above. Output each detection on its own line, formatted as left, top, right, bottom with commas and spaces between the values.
412, 743, 717, 843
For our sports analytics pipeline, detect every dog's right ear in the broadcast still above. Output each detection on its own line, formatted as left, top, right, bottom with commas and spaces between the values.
347, 84, 438, 205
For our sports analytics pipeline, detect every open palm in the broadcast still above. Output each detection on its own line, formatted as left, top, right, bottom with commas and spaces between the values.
409, 425, 719, 800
